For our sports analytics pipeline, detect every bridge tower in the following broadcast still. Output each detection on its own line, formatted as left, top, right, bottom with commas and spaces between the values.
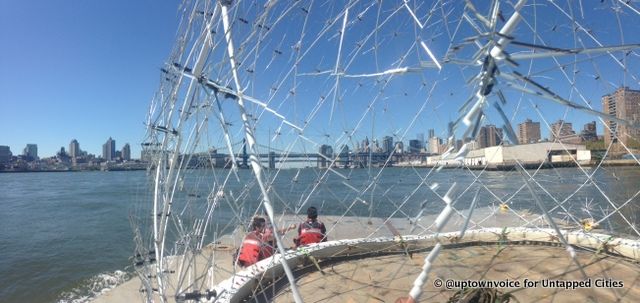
241, 138, 248, 168
268, 151, 276, 170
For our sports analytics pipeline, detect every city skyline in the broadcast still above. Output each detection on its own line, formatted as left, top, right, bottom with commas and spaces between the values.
0, 116, 607, 160
1, 1, 636, 159
0, 137, 132, 161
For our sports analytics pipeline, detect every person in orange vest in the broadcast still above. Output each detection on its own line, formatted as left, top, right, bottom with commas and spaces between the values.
236, 216, 295, 267
294, 206, 327, 247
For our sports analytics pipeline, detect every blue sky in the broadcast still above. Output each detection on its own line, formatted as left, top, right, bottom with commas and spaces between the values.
1, 1, 638, 158
1, 0, 179, 158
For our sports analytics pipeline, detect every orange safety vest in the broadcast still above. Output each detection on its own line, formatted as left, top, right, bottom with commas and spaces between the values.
298, 221, 325, 245
238, 231, 265, 266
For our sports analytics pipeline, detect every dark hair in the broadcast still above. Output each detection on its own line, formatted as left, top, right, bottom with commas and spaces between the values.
251, 217, 266, 230
307, 206, 318, 219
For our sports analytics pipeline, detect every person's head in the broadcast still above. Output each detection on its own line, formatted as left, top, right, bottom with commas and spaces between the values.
251, 216, 266, 231
307, 206, 318, 219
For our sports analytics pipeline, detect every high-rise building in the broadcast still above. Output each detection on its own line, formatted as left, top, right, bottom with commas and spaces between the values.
362, 137, 370, 152
428, 129, 435, 139
102, 137, 116, 161
23, 144, 38, 161
69, 139, 80, 158
382, 136, 394, 154
550, 120, 574, 139
580, 121, 598, 142
429, 136, 442, 154
122, 143, 131, 161
417, 133, 425, 149
408, 140, 421, 153
518, 119, 541, 144
455, 139, 463, 151
602, 87, 640, 149
395, 141, 404, 153
550, 120, 580, 143
477, 125, 503, 148
0, 146, 12, 163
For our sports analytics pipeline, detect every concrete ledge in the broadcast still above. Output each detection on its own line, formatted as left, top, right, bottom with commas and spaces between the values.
211, 227, 640, 302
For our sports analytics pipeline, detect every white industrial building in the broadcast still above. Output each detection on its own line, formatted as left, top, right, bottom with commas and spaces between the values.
426, 142, 591, 167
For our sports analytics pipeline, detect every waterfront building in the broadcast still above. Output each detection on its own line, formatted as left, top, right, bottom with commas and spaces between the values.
23, 144, 38, 161
465, 140, 479, 150
518, 119, 541, 144
69, 139, 80, 158
602, 87, 640, 150
581, 121, 598, 142
460, 142, 591, 166
102, 137, 116, 161
382, 136, 394, 154
0, 145, 12, 163
408, 139, 421, 153
477, 125, 502, 148
395, 141, 404, 153
122, 143, 131, 161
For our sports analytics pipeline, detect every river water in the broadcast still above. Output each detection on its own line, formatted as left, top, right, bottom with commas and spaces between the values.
0, 167, 638, 303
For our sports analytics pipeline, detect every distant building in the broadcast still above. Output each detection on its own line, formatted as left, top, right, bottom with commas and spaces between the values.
429, 136, 442, 154
465, 140, 479, 150
69, 139, 80, 158
102, 137, 116, 161
550, 120, 581, 144
455, 139, 463, 151
428, 129, 435, 139
382, 136, 394, 154
395, 141, 404, 153
408, 139, 421, 153
427, 142, 592, 167
362, 137, 370, 153
580, 121, 598, 142
208, 149, 226, 168
602, 87, 640, 149
550, 120, 574, 139
122, 143, 131, 161
23, 144, 38, 161
0, 146, 12, 163
477, 125, 502, 148
460, 142, 591, 166
518, 119, 541, 144
417, 133, 425, 148
339, 144, 349, 157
